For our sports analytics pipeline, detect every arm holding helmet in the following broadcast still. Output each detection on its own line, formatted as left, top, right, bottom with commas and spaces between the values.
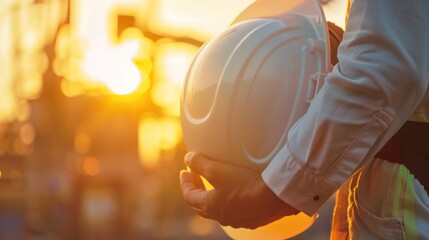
181, 0, 429, 229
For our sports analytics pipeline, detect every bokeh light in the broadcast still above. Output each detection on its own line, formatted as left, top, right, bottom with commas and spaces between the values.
151, 40, 199, 116
74, 131, 91, 154
82, 157, 101, 176
0, 0, 65, 122
138, 115, 182, 168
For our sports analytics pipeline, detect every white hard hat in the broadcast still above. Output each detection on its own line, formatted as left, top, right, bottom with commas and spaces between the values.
181, 0, 329, 239
181, 0, 330, 171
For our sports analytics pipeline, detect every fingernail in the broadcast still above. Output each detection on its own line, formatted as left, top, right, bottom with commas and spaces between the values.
184, 152, 193, 167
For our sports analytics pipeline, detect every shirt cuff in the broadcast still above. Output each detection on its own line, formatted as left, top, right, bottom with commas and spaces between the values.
262, 144, 335, 216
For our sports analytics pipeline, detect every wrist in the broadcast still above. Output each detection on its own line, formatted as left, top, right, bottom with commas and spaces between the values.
257, 175, 298, 215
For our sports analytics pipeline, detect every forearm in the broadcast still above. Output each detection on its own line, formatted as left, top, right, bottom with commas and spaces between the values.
263, 0, 429, 216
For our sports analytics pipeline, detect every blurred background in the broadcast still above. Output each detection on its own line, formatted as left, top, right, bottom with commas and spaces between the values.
0, 0, 347, 239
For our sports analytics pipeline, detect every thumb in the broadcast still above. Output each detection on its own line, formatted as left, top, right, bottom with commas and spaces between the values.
184, 152, 234, 188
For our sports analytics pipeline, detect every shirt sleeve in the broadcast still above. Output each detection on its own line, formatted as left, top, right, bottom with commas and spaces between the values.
262, 0, 429, 216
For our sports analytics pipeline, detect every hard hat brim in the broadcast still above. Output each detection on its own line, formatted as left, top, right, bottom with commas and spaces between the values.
232, 0, 330, 72
232, 0, 326, 24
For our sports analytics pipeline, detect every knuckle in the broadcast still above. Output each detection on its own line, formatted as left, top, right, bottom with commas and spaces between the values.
201, 205, 211, 217
184, 193, 192, 205
190, 154, 204, 173
203, 200, 216, 217
204, 194, 222, 221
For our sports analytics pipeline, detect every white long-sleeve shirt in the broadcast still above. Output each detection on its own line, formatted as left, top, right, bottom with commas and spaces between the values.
262, 0, 429, 216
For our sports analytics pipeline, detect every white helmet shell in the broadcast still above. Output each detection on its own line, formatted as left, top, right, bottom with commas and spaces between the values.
181, 0, 330, 172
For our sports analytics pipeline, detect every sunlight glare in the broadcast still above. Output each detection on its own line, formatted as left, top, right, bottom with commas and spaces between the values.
150, 0, 256, 41
81, 39, 142, 95
154, 41, 198, 84
105, 59, 141, 95
63, 0, 155, 96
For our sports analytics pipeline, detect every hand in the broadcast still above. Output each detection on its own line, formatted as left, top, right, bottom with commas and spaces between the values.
180, 152, 298, 229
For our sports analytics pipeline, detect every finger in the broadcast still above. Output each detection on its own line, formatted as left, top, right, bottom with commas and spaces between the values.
182, 167, 206, 190
191, 207, 211, 220
189, 170, 205, 190
184, 152, 246, 188
180, 170, 221, 220
180, 170, 213, 211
